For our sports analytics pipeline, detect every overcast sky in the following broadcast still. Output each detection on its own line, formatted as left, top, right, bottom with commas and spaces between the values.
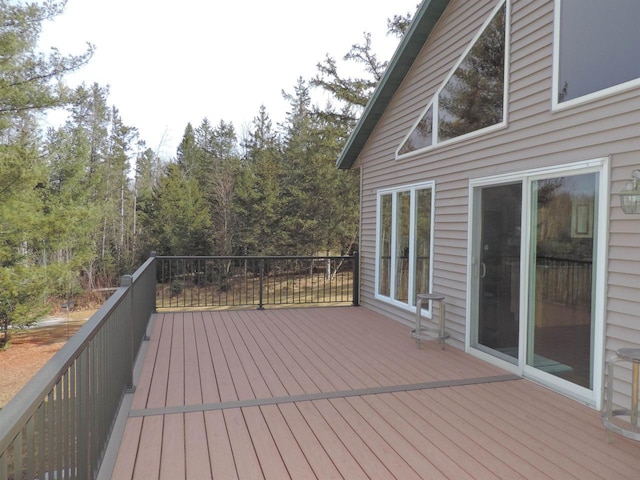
39, 0, 419, 159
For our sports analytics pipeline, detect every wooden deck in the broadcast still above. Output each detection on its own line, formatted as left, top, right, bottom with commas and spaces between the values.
105, 307, 640, 479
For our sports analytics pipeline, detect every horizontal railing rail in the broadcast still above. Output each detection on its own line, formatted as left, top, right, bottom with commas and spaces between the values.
156, 254, 359, 310
0, 256, 156, 480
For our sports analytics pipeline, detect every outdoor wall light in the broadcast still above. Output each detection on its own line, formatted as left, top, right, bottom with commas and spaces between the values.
615, 169, 640, 214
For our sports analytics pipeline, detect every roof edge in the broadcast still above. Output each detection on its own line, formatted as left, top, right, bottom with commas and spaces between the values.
336, 0, 450, 169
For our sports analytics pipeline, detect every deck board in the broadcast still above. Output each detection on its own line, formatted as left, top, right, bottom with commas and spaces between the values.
233, 315, 290, 397
354, 394, 483, 480
453, 384, 599, 479
203, 312, 238, 402
242, 314, 309, 395
166, 314, 185, 407
312, 399, 396, 480
183, 314, 203, 405
193, 312, 219, 403
109, 307, 640, 479
377, 392, 521, 480
243, 407, 290, 479
159, 414, 184, 480
331, 397, 426, 480
185, 412, 213, 479
132, 416, 163, 479
144, 314, 173, 409
130, 316, 160, 410
110, 416, 142, 479
259, 309, 372, 389
256, 311, 336, 392
224, 408, 263, 480
214, 312, 256, 400
277, 403, 344, 479
260, 404, 317, 479
282, 308, 413, 386
426, 388, 571, 479
203, 410, 238, 480
472, 382, 639, 479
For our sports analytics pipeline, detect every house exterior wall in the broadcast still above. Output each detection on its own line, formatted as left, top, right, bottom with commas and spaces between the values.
355, 0, 640, 404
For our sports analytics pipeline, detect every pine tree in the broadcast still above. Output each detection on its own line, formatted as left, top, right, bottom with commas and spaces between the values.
311, 33, 387, 124
235, 105, 284, 254
194, 119, 241, 256
42, 126, 99, 300
133, 145, 162, 262
52, 83, 111, 290
147, 163, 211, 255
278, 78, 317, 254
0, 0, 91, 347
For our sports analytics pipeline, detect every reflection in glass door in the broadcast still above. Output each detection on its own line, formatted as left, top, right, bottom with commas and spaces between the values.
473, 183, 522, 362
528, 173, 598, 389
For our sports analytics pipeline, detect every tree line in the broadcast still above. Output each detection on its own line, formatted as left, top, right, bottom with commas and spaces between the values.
0, 0, 413, 347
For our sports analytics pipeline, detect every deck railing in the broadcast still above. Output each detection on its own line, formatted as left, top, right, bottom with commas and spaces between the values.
0, 253, 361, 479
156, 254, 360, 310
0, 256, 156, 480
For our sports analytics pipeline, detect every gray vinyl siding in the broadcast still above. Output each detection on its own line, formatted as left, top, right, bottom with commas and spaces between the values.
355, 0, 640, 389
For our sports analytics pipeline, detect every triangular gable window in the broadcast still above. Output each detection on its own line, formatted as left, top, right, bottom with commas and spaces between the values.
398, 104, 433, 155
398, 1, 507, 156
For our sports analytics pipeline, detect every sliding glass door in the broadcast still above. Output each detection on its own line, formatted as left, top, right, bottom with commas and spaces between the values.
472, 183, 522, 363
527, 173, 598, 389
469, 162, 604, 405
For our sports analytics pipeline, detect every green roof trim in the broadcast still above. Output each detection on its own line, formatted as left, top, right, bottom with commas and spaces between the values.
336, 0, 450, 169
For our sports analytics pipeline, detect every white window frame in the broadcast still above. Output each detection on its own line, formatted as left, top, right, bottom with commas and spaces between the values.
375, 181, 436, 314
552, 0, 640, 111
396, 0, 511, 160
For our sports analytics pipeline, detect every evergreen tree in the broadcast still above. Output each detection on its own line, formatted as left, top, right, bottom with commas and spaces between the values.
195, 119, 241, 256
235, 105, 284, 254
67, 83, 110, 172
281, 78, 359, 256
387, 6, 417, 38
0, 0, 91, 347
279, 78, 317, 254
147, 163, 211, 255
0, 0, 92, 134
133, 145, 162, 262
105, 107, 137, 272
311, 33, 387, 123
53, 83, 111, 289
176, 123, 199, 175
42, 126, 98, 300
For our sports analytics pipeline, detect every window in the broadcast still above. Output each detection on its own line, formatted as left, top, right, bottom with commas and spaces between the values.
376, 183, 434, 310
398, 105, 433, 156
398, 0, 507, 157
555, 0, 640, 105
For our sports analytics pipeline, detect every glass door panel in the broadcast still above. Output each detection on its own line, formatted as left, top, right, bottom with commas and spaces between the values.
414, 188, 432, 298
394, 191, 411, 302
528, 173, 597, 389
474, 183, 522, 362
378, 194, 392, 296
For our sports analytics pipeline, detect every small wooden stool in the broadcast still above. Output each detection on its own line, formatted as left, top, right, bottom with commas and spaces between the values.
410, 293, 450, 350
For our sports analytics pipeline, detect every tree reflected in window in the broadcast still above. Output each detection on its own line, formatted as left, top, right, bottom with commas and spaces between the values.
398, 1, 506, 156
439, 4, 505, 141
398, 105, 433, 155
